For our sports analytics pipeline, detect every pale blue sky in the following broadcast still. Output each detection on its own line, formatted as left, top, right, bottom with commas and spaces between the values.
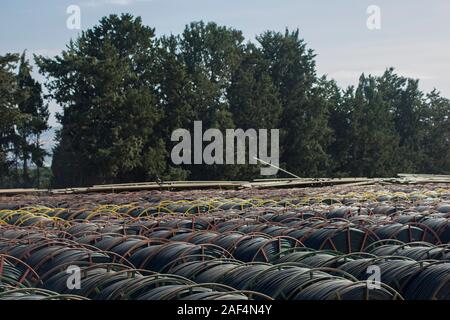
1, 0, 449, 150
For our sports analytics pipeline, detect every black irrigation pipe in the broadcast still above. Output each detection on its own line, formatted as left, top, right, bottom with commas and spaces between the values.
369, 242, 450, 261
0, 287, 88, 300
219, 263, 273, 290
1, 187, 450, 300
401, 262, 450, 300
129, 242, 232, 272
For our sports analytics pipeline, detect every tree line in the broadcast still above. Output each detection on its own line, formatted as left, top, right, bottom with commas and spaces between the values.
0, 14, 449, 188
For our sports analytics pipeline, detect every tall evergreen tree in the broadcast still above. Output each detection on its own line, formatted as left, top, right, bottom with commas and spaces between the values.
226, 44, 282, 178
228, 44, 281, 130
421, 90, 450, 173
177, 21, 245, 180
16, 51, 49, 187
258, 29, 331, 177
348, 74, 400, 177
154, 35, 195, 180
0, 53, 21, 184
377, 68, 425, 172
37, 14, 164, 186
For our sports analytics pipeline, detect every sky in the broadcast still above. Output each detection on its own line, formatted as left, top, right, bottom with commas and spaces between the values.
1, 0, 449, 151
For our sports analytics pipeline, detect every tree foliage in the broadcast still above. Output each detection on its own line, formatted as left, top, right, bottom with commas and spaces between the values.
0, 52, 48, 188
1, 14, 448, 188
37, 14, 164, 187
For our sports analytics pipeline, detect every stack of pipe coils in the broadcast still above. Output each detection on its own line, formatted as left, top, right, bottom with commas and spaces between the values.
0, 184, 449, 299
